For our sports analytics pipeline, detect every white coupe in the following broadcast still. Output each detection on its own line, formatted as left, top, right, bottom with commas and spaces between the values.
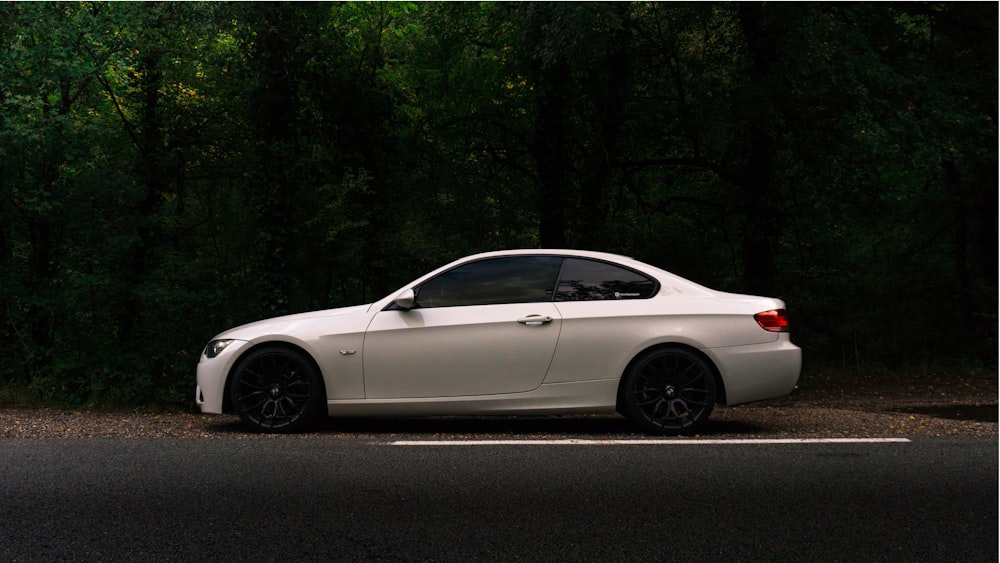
196, 249, 801, 435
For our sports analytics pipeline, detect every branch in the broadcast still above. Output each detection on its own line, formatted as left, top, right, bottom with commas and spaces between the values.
95, 73, 139, 148
623, 174, 745, 217
615, 156, 724, 176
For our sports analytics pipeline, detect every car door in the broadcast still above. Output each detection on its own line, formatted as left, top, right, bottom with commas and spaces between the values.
544, 258, 661, 384
362, 256, 564, 399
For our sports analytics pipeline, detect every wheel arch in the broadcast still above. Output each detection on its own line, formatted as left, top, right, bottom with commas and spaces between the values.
615, 343, 727, 413
221, 341, 328, 414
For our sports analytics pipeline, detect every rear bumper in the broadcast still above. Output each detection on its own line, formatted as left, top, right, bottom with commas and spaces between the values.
706, 335, 801, 406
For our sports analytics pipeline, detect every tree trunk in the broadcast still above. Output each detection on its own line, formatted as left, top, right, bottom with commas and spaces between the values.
735, 3, 780, 296
532, 61, 571, 249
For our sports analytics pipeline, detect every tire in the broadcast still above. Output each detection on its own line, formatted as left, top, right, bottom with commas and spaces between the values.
621, 347, 717, 435
230, 346, 325, 433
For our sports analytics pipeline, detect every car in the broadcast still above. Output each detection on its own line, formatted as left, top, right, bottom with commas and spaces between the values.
196, 249, 801, 435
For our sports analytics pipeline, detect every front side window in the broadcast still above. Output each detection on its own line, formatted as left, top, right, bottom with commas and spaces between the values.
554, 258, 658, 301
415, 256, 563, 308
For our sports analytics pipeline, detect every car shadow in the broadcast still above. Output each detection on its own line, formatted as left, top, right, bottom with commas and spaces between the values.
204, 414, 764, 438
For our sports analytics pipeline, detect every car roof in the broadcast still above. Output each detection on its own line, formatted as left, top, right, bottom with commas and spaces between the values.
463, 248, 637, 263
438, 249, 707, 290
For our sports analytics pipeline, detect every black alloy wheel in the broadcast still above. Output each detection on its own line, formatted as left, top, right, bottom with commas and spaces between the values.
622, 347, 717, 435
230, 346, 324, 433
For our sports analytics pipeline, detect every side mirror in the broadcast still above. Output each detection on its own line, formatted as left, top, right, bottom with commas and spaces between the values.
393, 288, 416, 311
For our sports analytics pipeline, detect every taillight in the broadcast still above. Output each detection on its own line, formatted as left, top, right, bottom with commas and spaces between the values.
754, 309, 790, 332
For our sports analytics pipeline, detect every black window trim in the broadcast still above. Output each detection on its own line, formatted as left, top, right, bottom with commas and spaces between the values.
386, 253, 661, 310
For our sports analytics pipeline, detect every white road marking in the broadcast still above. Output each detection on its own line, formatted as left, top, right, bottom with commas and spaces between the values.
388, 438, 912, 446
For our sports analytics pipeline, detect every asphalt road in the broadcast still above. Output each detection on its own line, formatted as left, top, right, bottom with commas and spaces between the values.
1, 436, 996, 562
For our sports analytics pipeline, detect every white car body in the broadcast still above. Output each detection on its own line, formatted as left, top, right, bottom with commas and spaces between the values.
196, 249, 801, 432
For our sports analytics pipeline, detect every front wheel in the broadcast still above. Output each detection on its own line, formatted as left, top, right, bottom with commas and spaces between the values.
230, 346, 325, 433
621, 347, 717, 435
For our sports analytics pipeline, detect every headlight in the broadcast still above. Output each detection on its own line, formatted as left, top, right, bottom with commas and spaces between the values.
204, 339, 235, 359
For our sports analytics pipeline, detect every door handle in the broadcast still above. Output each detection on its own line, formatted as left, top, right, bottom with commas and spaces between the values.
517, 315, 553, 326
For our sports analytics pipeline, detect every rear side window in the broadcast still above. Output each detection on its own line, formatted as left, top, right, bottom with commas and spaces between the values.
554, 258, 657, 301
416, 256, 563, 308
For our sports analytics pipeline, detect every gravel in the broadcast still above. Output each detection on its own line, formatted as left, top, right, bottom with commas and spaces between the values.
1, 371, 995, 439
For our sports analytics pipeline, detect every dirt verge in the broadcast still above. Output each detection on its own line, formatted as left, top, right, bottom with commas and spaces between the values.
1, 371, 995, 439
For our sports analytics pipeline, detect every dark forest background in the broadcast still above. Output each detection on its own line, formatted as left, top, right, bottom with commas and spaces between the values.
0, 2, 995, 409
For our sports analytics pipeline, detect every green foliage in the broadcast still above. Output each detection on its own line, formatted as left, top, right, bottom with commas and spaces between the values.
0, 2, 995, 409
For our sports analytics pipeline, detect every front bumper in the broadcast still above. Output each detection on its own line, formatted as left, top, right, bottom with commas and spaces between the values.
195, 339, 251, 414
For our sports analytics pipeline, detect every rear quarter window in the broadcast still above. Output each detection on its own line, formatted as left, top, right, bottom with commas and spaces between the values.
554, 258, 658, 301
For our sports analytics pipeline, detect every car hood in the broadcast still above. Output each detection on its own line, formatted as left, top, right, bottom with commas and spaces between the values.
214, 304, 372, 341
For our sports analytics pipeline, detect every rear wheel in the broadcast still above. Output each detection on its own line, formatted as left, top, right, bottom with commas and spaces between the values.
230, 346, 325, 433
621, 347, 717, 435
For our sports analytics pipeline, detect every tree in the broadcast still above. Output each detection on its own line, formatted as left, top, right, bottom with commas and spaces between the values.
0, 2, 994, 409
